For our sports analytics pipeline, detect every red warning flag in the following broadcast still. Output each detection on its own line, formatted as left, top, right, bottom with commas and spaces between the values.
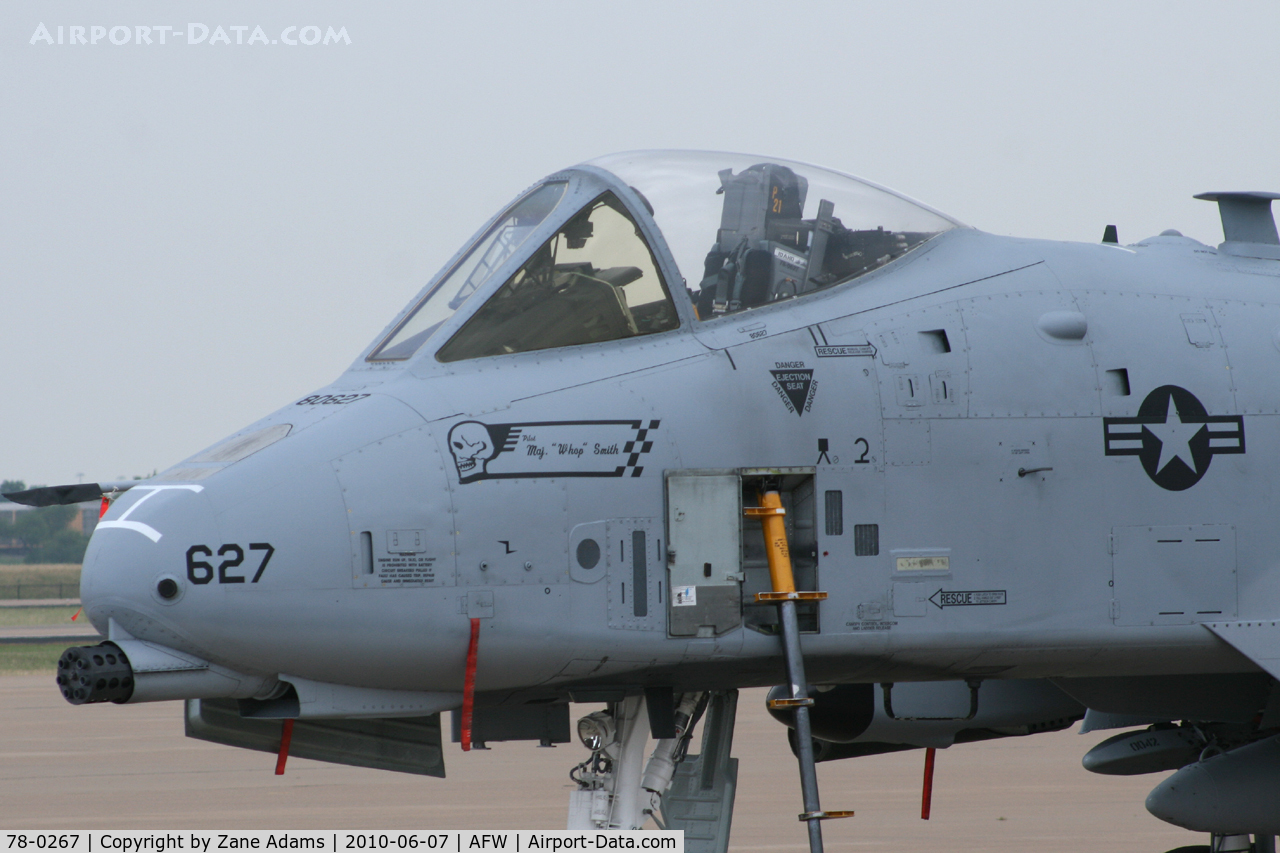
461, 617, 480, 751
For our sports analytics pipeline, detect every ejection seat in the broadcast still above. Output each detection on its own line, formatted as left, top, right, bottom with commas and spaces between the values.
695, 163, 820, 317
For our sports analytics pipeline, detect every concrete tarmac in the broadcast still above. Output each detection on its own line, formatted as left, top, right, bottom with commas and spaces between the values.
2, 675, 1200, 852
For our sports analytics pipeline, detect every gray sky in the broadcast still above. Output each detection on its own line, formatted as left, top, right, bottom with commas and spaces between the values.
4, 1, 1280, 487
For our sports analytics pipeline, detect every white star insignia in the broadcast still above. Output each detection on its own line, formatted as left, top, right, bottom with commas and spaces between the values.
1145, 393, 1206, 475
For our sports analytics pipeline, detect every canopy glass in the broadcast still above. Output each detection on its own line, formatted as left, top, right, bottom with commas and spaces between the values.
588, 151, 960, 319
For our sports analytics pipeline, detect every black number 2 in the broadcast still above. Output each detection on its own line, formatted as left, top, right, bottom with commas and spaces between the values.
217, 545, 245, 583
854, 437, 870, 463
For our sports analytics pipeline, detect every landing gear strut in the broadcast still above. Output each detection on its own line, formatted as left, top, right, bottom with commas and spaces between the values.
568, 693, 705, 831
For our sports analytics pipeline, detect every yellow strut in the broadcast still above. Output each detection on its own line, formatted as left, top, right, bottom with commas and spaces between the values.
750, 491, 828, 603
755, 491, 796, 594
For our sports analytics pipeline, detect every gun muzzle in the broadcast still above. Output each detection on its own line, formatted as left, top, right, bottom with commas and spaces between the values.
57, 642, 134, 704
56, 640, 279, 706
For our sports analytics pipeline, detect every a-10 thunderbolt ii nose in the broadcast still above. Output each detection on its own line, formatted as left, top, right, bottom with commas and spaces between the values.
58, 392, 475, 712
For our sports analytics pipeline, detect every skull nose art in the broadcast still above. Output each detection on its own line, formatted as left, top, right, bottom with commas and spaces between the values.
447, 421, 495, 478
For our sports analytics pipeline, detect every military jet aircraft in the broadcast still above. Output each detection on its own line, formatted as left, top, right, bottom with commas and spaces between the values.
12, 150, 1280, 853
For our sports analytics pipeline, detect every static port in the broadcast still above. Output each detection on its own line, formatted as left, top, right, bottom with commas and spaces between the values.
157, 578, 179, 599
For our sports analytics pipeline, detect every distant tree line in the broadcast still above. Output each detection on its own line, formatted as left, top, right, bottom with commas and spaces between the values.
0, 480, 90, 564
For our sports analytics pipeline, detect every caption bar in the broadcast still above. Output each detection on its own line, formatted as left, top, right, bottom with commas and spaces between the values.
3, 834, 682, 853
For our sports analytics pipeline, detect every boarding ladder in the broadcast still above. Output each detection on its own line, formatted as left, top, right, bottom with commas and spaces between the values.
745, 490, 853, 853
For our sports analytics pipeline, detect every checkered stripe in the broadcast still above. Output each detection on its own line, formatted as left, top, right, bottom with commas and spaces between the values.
622, 419, 661, 477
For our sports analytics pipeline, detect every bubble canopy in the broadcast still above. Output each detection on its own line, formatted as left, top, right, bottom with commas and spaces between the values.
588, 151, 961, 319
366, 151, 962, 363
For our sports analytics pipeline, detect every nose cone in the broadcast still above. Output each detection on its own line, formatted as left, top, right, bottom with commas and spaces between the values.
81, 484, 221, 641
1145, 734, 1280, 833
81, 390, 457, 690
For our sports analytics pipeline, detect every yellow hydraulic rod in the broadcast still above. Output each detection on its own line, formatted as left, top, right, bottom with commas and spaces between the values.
745, 492, 827, 603
757, 490, 795, 593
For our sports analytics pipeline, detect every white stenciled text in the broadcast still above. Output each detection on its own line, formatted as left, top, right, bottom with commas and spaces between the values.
30, 23, 351, 47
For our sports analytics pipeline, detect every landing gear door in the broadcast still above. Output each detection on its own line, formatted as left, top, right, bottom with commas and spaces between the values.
666, 472, 742, 637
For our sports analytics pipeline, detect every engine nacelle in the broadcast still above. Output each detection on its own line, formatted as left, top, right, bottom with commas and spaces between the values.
1145, 733, 1280, 834
766, 679, 1084, 759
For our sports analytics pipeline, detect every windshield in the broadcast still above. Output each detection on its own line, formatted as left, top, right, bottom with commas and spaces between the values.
437, 192, 679, 362
587, 151, 960, 319
368, 181, 566, 361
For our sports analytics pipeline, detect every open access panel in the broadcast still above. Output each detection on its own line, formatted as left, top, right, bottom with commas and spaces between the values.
665, 468, 819, 638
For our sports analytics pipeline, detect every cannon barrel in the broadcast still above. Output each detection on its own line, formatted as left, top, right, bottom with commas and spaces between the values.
56, 642, 135, 704
56, 640, 280, 706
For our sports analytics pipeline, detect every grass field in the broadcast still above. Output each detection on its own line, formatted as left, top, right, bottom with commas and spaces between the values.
0, 642, 66, 674
0, 606, 81, 627
0, 564, 81, 599
0, 566, 85, 674
0, 606, 85, 674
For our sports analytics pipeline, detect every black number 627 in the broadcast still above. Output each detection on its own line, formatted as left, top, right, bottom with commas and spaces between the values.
186, 543, 274, 584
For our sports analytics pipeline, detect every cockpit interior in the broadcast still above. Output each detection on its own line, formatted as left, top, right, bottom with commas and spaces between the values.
689, 161, 942, 318
366, 151, 960, 364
